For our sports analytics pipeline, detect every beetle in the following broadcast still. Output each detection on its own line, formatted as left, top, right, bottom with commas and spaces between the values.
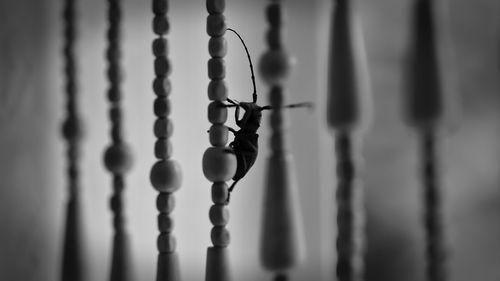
214, 28, 311, 203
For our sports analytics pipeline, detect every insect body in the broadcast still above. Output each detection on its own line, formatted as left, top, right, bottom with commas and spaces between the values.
219, 28, 311, 203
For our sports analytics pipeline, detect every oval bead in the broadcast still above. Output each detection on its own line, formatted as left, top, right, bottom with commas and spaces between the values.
107, 86, 121, 102
209, 124, 228, 147
152, 37, 168, 57
266, 28, 282, 50
202, 147, 237, 182
211, 182, 229, 204
207, 80, 228, 101
207, 101, 228, 124
152, 0, 168, 15
103, 143, 133, 174
259, 50, 293, 86
156, 192, 175, 213
157, 233, 176, 253
158, 213, 174, 232
208, 58, 225, 80
154, 56, 171, 77
211, 226, 230, 247
150, 159, 182, 192
155, 139, 173, 159
62, 115, 84, 141
209, 205, 230, 226
153, 15, 169, 35
206, 0, 225, 14
208, 37, 227, 58
206, 14, 226, 37
266, 3, 283, 27
154, 118, 173, 138
269, 86, 284, 107
154, 97, 171, 117
109, 106, 122, 123
153, 77, 171, 97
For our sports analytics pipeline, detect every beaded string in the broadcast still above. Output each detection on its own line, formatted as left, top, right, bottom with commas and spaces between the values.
149, 0, 183, 280
327, 0, 371, 281
202, 1, 236, 280
407, 1, 447, 280
259, 1, 305, 280
61, 0, 85, 280
102, 0, 134, 280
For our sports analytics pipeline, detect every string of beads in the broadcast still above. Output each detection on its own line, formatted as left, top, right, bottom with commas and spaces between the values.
203, 0, 236, 280
61, 0, 85, 280
102, 0, 134, 280
149, 0, 183, 280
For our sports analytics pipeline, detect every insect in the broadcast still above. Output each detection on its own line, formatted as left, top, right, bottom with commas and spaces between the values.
217, 28, 312, 203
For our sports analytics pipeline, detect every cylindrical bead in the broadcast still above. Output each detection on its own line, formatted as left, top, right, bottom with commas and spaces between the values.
158, 213, 174, 232
211, 226, 230, 247
206, 0, 225, 14
209, 37, 227, 58
154, 97, 171, 117
207, 101, 228, 124
157, 233, 176, 253
153, 15, 169, 35
266, 28, 282, 50
209, 205, 230, 226
208, 58, 225, 80
209, 124, 229, 147
154, 118, 173, 139
211, 182, 229, 204
152, 0, 168, 15
153, 77, 171, 97
152, 37, 168, 56
208, 80, 228, 101
266, 3, 283, 27
150, 160, 182, 192
156, 192, 175, 213
202, 147, 237, 182
155, 139, 173, 159
206, 14, 226, 37
154, 56, 171, 77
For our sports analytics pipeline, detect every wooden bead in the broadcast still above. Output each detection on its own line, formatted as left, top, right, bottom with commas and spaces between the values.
208, 58, 225, 80
269, 86, 284, 107
154, 97, 171, 117
209, 37, 227, 58
107, 86, 121, 102
154, 118, 173, 138
205, 247, 233, 281
157, 233, 176, 253
206, 14, 226, 37
208, 80, 228, 101
207, 101, 228, 124
270, 132, 285, 151
155, 56, 171, 77
211, 226, 230, 247
158, 213, 174, 232
104, 143, 133, 174
62, 115, 84, 141
155, 139, 173, 159
266, 28, 282, 50
211, 182, 229, 204
107, 65, 122, 84
152, 37, 168, 57
266, 3, 283, 27
259, 50, 293, 86
156, 192, 175, 213
209, 205, 230, 226
202, 147, 237, 182
153, 15, 169, 35
109, 194, 123, 213
152, 0, 168, 15
206, 0, 225, 14
109, 106, 122, 123
209, 124, 228, 147
150, 160, 182, 192
153, 77, 171, 97
269, 110, 286, 131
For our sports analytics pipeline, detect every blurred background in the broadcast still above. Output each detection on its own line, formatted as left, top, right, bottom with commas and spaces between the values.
0, 0, 498, 280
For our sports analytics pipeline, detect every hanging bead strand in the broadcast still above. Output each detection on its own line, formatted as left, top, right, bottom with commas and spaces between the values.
103, 0, 134, 280
259, 1, 305, 280
149, 0, 183, 280
327, 0, 372, 281
202, 1, 237, 280
61, 0, 86, 280
406, 1, 447, 280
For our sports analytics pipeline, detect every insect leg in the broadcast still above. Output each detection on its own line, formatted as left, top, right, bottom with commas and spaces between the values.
226, 179, 241, 204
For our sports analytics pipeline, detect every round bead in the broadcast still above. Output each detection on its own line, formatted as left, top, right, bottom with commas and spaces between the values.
152, 38, 168, 57
62, 115, 84, 141
156, 192, 175, 213
157, 233, 176, 253
206, 14, 226, 37
152, 0, 168, 15
266, 3, 283, 27
209, 205, 230, 226
150, 159, 182, 192
103, 143, 133, 174
209, 124, 228, 146
154, 56, 171, 77
109, 194, 123, 213
154, 97, 171, 117
158, 213, 174, 232
259, 50, 293, 86
211, 226, 230, 247
208, 37, 227, 58
153, 15, 169, 35
266, 28, 282, 50
155, 139, 173, 159
208, 58, 225, 80
208, 80, 228, 101
206, 0, 225, 14
202, 147, 237, 182
107, 66, 122, 84
211, 182, 229, 204
154, 118, 173, 138
153, 77, 171, 97
207, 101, 228, 124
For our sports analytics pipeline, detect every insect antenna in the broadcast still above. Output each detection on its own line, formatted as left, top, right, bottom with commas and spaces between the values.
226, 28, 257, 103
260, 102, 314, 111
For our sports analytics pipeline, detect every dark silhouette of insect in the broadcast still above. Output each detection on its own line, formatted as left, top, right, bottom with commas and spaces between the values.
216, 28, 312, 203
